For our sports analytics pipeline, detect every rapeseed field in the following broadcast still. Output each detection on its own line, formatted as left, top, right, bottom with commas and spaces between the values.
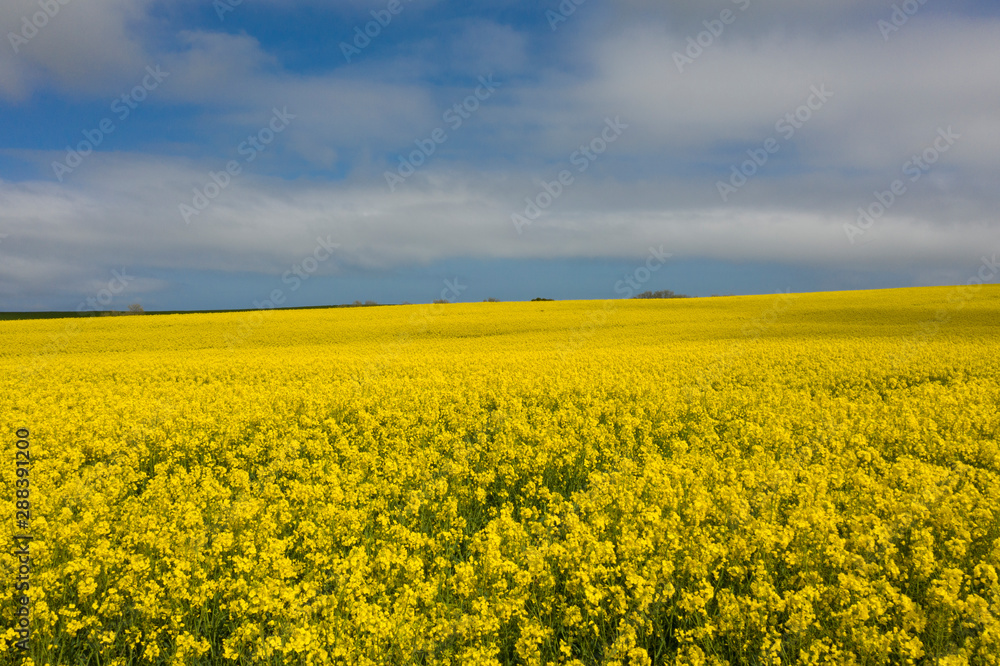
2, 285, 999, 665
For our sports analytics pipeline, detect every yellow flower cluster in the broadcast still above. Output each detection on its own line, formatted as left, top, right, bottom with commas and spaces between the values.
1, 285, 998, 664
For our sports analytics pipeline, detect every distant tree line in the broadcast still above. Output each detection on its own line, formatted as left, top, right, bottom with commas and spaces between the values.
92, 304, 145, 316
632, 290, 688, 299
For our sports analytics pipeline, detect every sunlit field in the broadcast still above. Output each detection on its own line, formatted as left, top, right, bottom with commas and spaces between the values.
2, 285, 999, 665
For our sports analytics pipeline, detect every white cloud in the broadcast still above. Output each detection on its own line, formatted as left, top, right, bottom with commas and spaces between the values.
1, 149, 996, 300
582, 17, 1000, 169
0, 0, 153, 99
2, 0, 998, 304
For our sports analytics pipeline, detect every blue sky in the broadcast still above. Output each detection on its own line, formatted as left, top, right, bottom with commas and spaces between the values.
1, 0, 998, 310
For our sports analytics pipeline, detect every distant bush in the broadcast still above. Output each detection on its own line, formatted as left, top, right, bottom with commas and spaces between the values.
433, 299, 449, 304
531, 298, 554, 302
633, 290, 688, 299
484, 298, 500, 302
128, 304, 145, 315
